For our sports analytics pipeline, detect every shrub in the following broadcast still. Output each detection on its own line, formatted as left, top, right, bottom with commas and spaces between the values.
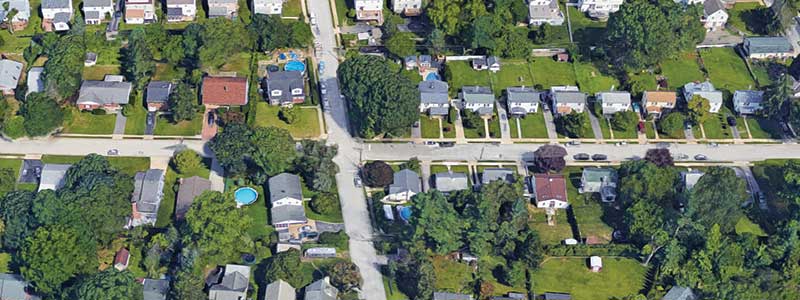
279, 106, 298, 124
310, 193, 340, 215
362, 161, 394, 187
91, 108, 107, 115
173, 150, 203, 174
2, 116, 26, 139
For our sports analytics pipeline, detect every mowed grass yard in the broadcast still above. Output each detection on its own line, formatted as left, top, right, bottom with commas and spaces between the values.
432, 256, 474, 294
420, 115, 441, 139
727, 3, 764, 35
82, 65, 122, 81
700, 48, 756, 92
532, 257, 647, 300
445, 60, 492, 96
574, 62, 619, 94
490, 61, 534, 97
745, 116, 783, 139
564, 167, 615, 243
41, 155, 150, 177
153, 114, 203, 136
661, 52, 705, 88
701, 108, 735, 139
254, 103, 321, 138
61, 109, 117, 134
531, 58, 577, 89
517, 110, 548, 138
156, 162, 211, 228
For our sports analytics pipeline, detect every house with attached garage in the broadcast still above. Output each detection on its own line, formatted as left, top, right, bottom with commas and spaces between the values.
201, 76, 249, 108
305, 277, 339, 300
481, 168, 514, 185
166, 0, 197, 22
207, 0, 239, 19
268, 173, 308, 231
419, 80, 450, 116
0, 59, 22, 95
505, 86, 541, 116
532, 173, 569, 209
76, 76, 133, 112
0, 274, 41, 300
207, 264, 250, 300
701, 0, 727, 32
382, 169, 421, 204
253, 0, 284, 15
129, 169, 166, 228
683, 81, 723, 113
733, 90, 764, 115
642, 91, 677, 117
82, 0, 113, 25
37, 164, 70, 192
0, 0, 31, 31
549, 86, 586, 115
391, 0, 422, 16
265, 70, 305, 106
597, 91, 631, 115
125, 0, 157, 24
579, 167, 618, 202
461, 85, 495, 116
264, 279, 295, 300
434, 171, 469, 193
577, 0, 623, 20
146, 81, 173, 111
528, 0, 564, 26
354, 0, 383, 23
743, 36, 794, 60
41, 0, 72, 31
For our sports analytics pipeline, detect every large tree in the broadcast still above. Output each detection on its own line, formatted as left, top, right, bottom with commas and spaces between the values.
558, 112, 587, 138
329, 261, 362, 291
645, 148, 674, 167
385, 32, 418, 58
184, 191, 252, 263
611, 110, 639, 132
362, 161, 394, 188
294, 140, 339, 193
0, 191, 37, 250
168, 83, 199, 122
532, 145, 567, 173
410, 191, 465, 254
263, 249, 309, 288
249, 15, 312, 52
20, 225, 97, 295
250, 126, 297, 177
338, 56, 419, 138
42, 35, 85, 101
209, 124, 253, 176
618, 160, 678, 207
72, 269, 143, 300
123, 28, 156, 89
687, 95, 711, 124
20, 92, 63, 137
688, 167, 747, 232
199, 18, 251, 68
427, 0, 463, 36
658, 112, 686, 136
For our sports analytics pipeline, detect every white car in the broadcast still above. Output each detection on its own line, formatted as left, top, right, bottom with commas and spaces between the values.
310, 13, 317, 25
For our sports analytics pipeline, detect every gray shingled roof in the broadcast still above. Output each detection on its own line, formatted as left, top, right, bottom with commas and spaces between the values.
744, 36, 792, 55
582, 168, 617, 184
0, 59, 22, 89
83, 0, 111, 8
388, 169, 421, 195
42, 0, 70, 9
434, 172, 469, 192
266, 71, 304, 104
529, 0, 562, 21
264, 280, 296, 300
462, 86, 494, 104
434, 292, 474, 300
683, 81, 723, 105
38, 164, 71, 192
0, 273, 40, 300
704, 0, 725, 17
77, 80, 132, 105
304, 278, 339, 300
481, 168, 514, 185
597, 91, 630, 104
419, 80, 449, 105
53, 12, 71, 23
143, 279, 169, 300
175, 176, 211, 220
506, 86, 540, 104
662, 286, 696, 300
268, 173, 303, 203
132, 169, 165, 215
146, 81, 173, 104
271, 204, 307, 225
554, 91, 586, 104
208, 6, 230, 17
209, 265, 250, 300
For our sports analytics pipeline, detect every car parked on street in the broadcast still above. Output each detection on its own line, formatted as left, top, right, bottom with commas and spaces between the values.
694, 154, 708, 161
573, 153, 590, 160
591, 154, 608, 161
354, 176, 363, 188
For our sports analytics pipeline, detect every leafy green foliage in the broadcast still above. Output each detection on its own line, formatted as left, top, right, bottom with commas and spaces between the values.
611, 110, 639, 131
294, 140, 339, 193
0, 168, 14, 197
209, 124, 297, 178
20, 92, 63, 137
658, 112, 685, 135
2, 116, 25, 139
329, 261, 362, 291
318, 230, 348, 249
687, 95, 711, 124
279, 105, 298, 124
184, 191, 251, 263
310, 192, 340, 215
123, 28, 156, 89
173, 150, 203, 175
72, 269, 143, 300
249, 15, 312, 52
558, 112, 587, 138
263, 249, 310, 288
20, 225, 97, 295
0, 191, 37, 250
385, 32, 417, 58
688, 167, 747, 232
410, 191, 465, 254
198, 18, 251, 68
168, 83, 199, 122
42, 35, 85, 101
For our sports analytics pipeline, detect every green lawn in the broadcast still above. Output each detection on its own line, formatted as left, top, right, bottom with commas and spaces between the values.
243, 185, 273, 240
82, 65, 122, 81
283, 0, 303, 18
531, 58, 577, 89
155, 163, 212, 228
645, 122, 657, 139
153, 114, 203, 136
727, 3, 765, 35
657, 113, 687, 139
700, 48, 757, 93
443, 118, 456, 138
0, 0, 42, 53
334, 0, 355, 26
532, 257, 647, 300
253, 103, 322, 138
432, 256, 474, 293
596, 113, 611, 139
303, 201, 344, 223
518, 110, 548, 138
701, 110, 734, 139
62, 109, 117, 134
488, 114, 501, 138
746, 117, 783, 139
750, 61, 778, 87
217, 52, 252, 76
0, 158, 22, 178
565, 167, 615, 243
567, 6, 608, 46
445, 60, 492, 96
154, 63, 184, 81
735, 216, 767, 237
384, 277, 410, 300
530, 206, 573, 245
420, 115, 441, 139
482, 255, 526, 296
41, 155, 150, 177
660, 52, 705, 88
574, 62, 619, 94
490, 62, 534, 97
124, 93, 147, 135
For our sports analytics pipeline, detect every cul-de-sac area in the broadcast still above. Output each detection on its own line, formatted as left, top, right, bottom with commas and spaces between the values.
1, 0, 800, 300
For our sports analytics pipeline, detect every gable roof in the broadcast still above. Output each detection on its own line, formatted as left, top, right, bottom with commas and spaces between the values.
554, 91, 586, 104
83, 0, 112, 8
684, 81, 723, 104
434, 292, 474, 300
434, 172, 469, 192
529, 0, 562, 20
419, 80, 449, 104
42, 0, 71, 9
264, 280, 296, 300
598, 91, 631, 104
0, 59, 22, 89
0, 0, 31, 22
132, 169, 165, 215
271, 204, 307, 224
533, 173, 568, 202
26, 67, 43, 95
389, 169, 421, 195
265, 71, 305, 103
744, 36, 792, 54
506, 86, 540, 103
481, 168, 514, 184
175, 176, 211, 220
644, 91, 677, 103
202, 76, 249, 106
662, 286, 696, 300
209, 265, 250, 299
704, 0, 725, 16
268, 173, 303, 203
77, 80, 133, 105
582, 168, 617, 184
146, 81, 173, 104
462, 86, 494, 104
0, 273, 39, 300
38, 163, 71, 192
305, 277, 338, 300
143, 278, 169, 300
733, 90, 764, 107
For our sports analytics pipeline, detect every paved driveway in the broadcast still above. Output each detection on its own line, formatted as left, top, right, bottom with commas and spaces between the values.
113, 112, 126, 135
586, 109, 604, 140
145, 112, 156, 135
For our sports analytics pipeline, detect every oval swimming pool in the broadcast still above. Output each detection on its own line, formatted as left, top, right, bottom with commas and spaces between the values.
234, 187, 258, 206
284, 60, 306, 73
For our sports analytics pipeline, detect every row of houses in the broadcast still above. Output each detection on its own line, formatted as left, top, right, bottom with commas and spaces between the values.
209, 264, 341, 300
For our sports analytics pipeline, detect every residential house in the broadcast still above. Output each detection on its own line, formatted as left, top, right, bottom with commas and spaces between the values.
0, 273, 41, 300
733, 90, 764, 115
76, 76, 133, 112
681, 170, 705, 191
166, 0, 197, 22
114, 248, 130, 271
354, 0, 383, 23
743, 36, 793, 59
532, 173, 569, 209
675, 0, 704, 5
642, 91, 677, 117
550, 86, 586, 115
83, 0, 113, 25
702, 0, 727, 31
208, 0, 238, 19
579, 168, 617, 202
382, 169, 421, 204
487, 56, 501, 72
0, 0, 31, 31
254, 0, 284, 15
662, 286, 697, 300
304, 277, 339, 300
490, 293, 527, 300
434, 292, 474, 300
142, 278, 170, 300
543, 293, 572, 300
506, 86, 540, 116
597, 91, 631, 115
461, 85, 495, 115
265, 71, 305, 106
404, 55, 418, 70
268, 173, 308, 230
146, 81, 173, 111
683, 81, 723, 113
472, 57, 487, 70
305, 247, 337, 258
26, 67, 43, 96
125, 0, 156, 24
37, 164, 70, 192
434, 172, 469, 193
590, 256, 602, 272
41, 0, 72, 31
528, 0, 564, 26
175, 176, 211, 221
264, 280, 296, 300
0, 59, 22, 95
201, 76, 249, 107
208, 264, 250, 300
391, 0, 421, 16
129, 169, 165, 227
419, 80, 450, 116
481, 168, 514, 185
577, 0, 623, 19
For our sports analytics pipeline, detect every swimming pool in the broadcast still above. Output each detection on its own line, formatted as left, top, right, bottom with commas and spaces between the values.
234, 187, 258, 206
284, 60, 306, 73
398, 206, 412, 221
425, 72, 441, 81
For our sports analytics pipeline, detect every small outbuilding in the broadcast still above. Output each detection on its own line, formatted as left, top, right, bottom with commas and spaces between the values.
589, 256, 602, 272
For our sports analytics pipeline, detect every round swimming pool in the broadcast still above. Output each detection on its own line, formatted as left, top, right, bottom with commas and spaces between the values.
234, 187, 258, 206
399, 206, 412, 221
425, 72, 441, 81
284, 60, 306, 73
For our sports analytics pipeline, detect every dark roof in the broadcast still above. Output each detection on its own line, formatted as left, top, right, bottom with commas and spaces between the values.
146, 81, 173, 104
543, 292, 572, 300
704, 0, 725, 16
265, 71, 305, 104
132, 169, 165, 215
434, 292, 474, 300
202, 77, 248, 106
533, 174, 568, 202
175, 176, 211, 220
388, 169, 421, 195
143, 279, 169, 300
481, 168, 514, 184
506, 86, 540, 103
270, 204, 308, 224
744, 36, 792, 55
268, 173, 303, 203
419, 80, 449, 104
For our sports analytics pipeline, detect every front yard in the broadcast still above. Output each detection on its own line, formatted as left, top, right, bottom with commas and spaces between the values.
420, 115, 441, 139
517, 110, 548, 138
253, 103, 322, 138
61, 109, 117, 135
746, 117, 783, 139
41, 155, 150, 177
701, 109, 735, 139
531, 257, 647, 300
153, 114, 203, 136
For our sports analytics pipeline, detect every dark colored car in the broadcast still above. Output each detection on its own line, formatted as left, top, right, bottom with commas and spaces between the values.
592, 154, 608, 161
638, 121, 645, 133
207, 112, 215, 125
694, 154, 708, 161
440, 142, 455, 147
573, 153, 590, 160
727, 115, 737, 126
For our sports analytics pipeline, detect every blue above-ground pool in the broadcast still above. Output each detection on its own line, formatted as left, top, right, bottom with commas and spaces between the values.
284, 60, 306, 73
398, 206, 412, 221
425, 72, 441, 81
234, 187, 258, 206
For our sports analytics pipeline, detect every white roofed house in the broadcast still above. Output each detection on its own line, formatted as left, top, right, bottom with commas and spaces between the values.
37, 164, 71, 192
391, 0, 421, 16
528, 0, 564, 26
41, 0, 72, 31
0, 59, 22, 95
683, 81, 723, 113
355, 0, 383, 23
597, 91, 631, 115
254, 0, 284, 15
208, 264, 251, 300
461, 85, 495, 116
207, 0, 238, 19
82, 0, 113, 25
577, 0, 622, 20
76, 76, 133, 112
0, 0, 31, 32
701, 0, 727, 32
434, 172, 469, 193
125, 0, 157, 24
506, 86, 540, 116
264, 279, 296, 300
166, 0, 197, 22
129, 169, 165, 227
26, 67, 43, 96
733, 90, 764, 115
419, 80, 450, 116
382, 169, 421, 204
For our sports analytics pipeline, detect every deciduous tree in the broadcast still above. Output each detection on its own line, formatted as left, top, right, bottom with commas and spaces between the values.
558, 112, 586, 138
72, 269, 143, 300
310, 193, 340, 215
362, 161, 394, 187
645, 148, 674, 167
20, 225, 97, 295
184, 191, 252, 263
385, 32, 417, 58
19, 92, 63, 137
611, 110, 639, 131
688, 167, 747, 232
173, 149, 203, 174
329, 261, 362, 290
532, 145, 567, 173
123, 28, 156, 89
687, 95, 711, 124
263, 249, 309, 288
410, 191, 465, 254
168, 83, 199, 122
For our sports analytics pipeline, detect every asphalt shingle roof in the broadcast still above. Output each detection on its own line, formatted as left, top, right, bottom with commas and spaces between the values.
77, 80, 133, 105
419, 80, 449, 105
268, 173, 303, 203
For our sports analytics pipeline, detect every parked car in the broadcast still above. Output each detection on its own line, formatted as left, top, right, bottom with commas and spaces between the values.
107, 149, 119, 156
573, 153, 590, 160
566, 140, 581, 147
685, 122, 692, 130
591, 154, 608, 161
440, 142, 455, 147
694, 154, 708, 161
727, 115, 737, 126
638, 121, 645, 133
413, 121, 420, 128
310, 13, 317, 25
353, 176, 363, 188
207, 112, 215, 125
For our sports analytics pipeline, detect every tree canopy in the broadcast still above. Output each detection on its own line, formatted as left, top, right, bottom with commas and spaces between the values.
209, 124, 297, 179
184, 191, 252, 263
688, 167, 747, 232
42, 35, 84, 101
72, 269, 143, 300
362, 161, 394, 188
168, 83, 199, 122
687, 95, 711, 124
20, 225, 97, 295
19, 92, 63, 137
123, 28, 156, 89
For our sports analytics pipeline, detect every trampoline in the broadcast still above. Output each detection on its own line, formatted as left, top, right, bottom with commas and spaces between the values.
284, 60, 306, 73
234, 187, 258, 206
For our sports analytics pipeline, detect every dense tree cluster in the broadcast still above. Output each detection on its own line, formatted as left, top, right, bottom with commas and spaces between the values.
362, 161, 394, 188
249, 15, 313, 53
294, 140, 339, 194
209, 124, 297, 179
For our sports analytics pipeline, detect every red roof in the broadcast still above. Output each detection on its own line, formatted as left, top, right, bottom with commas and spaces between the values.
533, 173, 568, 202
114, 248, 130, 266
202, 77, 248, 106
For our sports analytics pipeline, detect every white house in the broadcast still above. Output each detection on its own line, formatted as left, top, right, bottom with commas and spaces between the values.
577, 0, 623, 19
733, 90, 764, 115
26, 67, 43, 97
419, 80, 450, 116
528, 0, 564, 26
743, 36, 794, 60
532, 173, 569, 209
0, 59, 22, 95
550, 86, 586, 115
391, 0, 421, 16
0, 0, 31, 31
355, 0, 383, 23
461, 86, 495, 115
83, 0, 113, 25
125, 0, 157, 24
41, 0, 72, 31
166, 0, 196, 22
268, 173, 308, 229
253, 0, 284, 15
506, 86, 540, 116
683, 81, 723, 113
702, 0, 727, 32
382, 169, 421, 204
597, 91, 631, 115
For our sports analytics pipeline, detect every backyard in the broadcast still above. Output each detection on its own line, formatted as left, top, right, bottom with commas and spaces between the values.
432, 256, 474, 294
565, 168, 615, 243
445, 60, 492, 96
155, 162, 212, 228
700, 48, 756, 93
490, 61, 534, 97
530, 58, 577, 89
660, 52, 705, 88
727, 3, 766, 35
254, 103, 322, 138
574, 61, 619, 94
82, 65, 122, 81
531, 257, 647, 300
